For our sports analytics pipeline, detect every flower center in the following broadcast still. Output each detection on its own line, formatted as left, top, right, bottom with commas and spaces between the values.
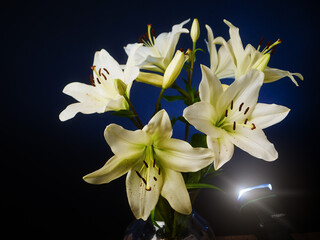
217, 100, 256, 131
135, 146, 161, 191
251, 38, 282, 72
139, 24, 156, 47
90, 65, 110, 86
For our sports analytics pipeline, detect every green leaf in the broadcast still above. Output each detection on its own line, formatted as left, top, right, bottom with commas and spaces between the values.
112, 110, 136, 118
163, 95, 185, 102
176, 116, 188, 125
195, 48, 206, 54
186, 183, 223, 192
190, 133, 207, 148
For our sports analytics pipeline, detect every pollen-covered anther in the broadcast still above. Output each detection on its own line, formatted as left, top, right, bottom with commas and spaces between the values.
239, 102, 244, 112
89, 74, 95, 86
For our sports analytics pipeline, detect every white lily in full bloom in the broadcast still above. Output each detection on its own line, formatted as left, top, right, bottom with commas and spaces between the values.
59, 44, 141, 121
83, 110, 214, 220
124, 20, 189, 87
124, 19, 189, 73
206, 20, 303, 85
183, 66, 290, 170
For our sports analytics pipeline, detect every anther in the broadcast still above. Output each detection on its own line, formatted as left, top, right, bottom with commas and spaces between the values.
251, 123, 256, 130
96, 78, 101, 84
143, 160, 149, 168
90, 65, 96, 70
244, 118, 248, 124
265, 41, 271, 49
135, 171, 147, 185
179, 48, 185, 52
103, 68, 110, 75
270, 46, 276, 55
98, 68, 101, 76
244, 107, 250, 115
101, 73, 107, 80
233, 121, 236, 131
146, 186, 152, 191
158, 168, 161, 175
230, 100, 234, 110
225, 109, 228, 117
239, 102, 244, 112
258, 37, 265, 46
90, 74, 95, 86
151, 28, 155, 36
153, 177, 157, 181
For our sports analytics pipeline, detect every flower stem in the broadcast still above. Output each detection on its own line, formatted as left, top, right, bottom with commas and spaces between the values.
123, 94, 143, 129
154, 88, 166, 115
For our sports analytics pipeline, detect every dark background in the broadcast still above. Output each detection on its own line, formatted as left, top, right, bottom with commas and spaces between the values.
2, 0, 319, 239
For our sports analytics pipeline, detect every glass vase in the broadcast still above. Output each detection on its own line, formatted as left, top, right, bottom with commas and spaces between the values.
123, 210, 215, 240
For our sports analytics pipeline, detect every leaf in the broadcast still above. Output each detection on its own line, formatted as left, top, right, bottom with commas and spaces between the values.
163, 95, 185, 102
112, 110, 136, 118
195, 48, 206, 54
176, 116, 188, 125
186, 183, 223, 192
190, 133, 207, 148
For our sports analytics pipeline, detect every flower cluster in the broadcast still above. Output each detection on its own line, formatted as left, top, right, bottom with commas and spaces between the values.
59, 19, 302, 224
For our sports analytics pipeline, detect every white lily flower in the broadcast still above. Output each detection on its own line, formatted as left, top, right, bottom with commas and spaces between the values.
206, 20, 303, 85
83, 110, 214, 220
183, 65, 290, 170
59, 44, 141, 121
124, 19, 190, 73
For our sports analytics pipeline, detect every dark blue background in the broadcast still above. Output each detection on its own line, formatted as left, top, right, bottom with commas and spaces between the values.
2, 0, 319, 239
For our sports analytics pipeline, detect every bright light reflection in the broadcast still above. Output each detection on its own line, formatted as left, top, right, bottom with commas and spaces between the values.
237, 183, 272, 200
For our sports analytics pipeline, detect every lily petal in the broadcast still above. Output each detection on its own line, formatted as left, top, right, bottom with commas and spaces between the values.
250, 103, 290, 129
161, 169, 192, 215
155, 19, 190, 65
126, 164, 163, 220
59, 82, 108, 121
207, 134, 234, 170
183, 101, 223, 138
83, 155, 137, 184
223, 19, 245, 63
263, 67, 303, 86
123, 43, 142, 84
218, 69, 264, 120
104, 124, 151, 158
205, 24, 218, 73
229, 127, 278, 161
154, 138, 214, 172
93, 49, 124, 82
143, 109, 172, 141
199, 65, 224, 105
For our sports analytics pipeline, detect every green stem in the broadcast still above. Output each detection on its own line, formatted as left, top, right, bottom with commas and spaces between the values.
123, 94, 143, 129
154, 88, 166, 115
184, 42, 197, 142
188, 42, 197, 85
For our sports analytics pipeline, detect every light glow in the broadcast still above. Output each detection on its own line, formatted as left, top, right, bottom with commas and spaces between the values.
237, 183, 272, 200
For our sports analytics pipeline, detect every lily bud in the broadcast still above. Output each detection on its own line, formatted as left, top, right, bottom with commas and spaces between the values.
162, 50, 186, 89
190, 18, 200, 43
115, 79, 127, 96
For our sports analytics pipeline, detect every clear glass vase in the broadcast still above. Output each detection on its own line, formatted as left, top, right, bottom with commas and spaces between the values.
123, 210, 215, 240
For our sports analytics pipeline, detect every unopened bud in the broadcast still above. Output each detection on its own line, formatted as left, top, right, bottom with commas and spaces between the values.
163, 50, 186, 89
190, 18, 200, 43
115, 79, 127, 95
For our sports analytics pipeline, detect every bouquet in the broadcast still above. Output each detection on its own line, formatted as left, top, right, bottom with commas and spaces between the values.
59, 18, 303, 239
